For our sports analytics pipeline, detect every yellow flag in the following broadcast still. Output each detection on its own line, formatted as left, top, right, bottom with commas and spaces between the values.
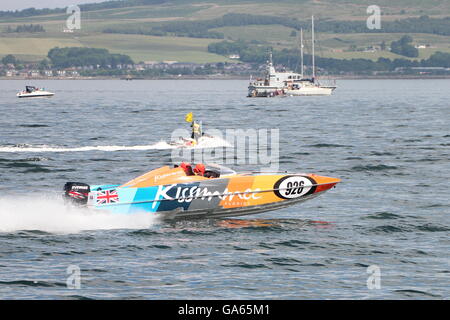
185, 112, 193, 123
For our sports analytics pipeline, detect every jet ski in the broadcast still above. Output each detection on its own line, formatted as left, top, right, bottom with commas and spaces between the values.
168, 118, 215, 148
168, 134, 215, 148
168, 137, 198, 148
17, 86, 54, 98
63, 163, 340, 219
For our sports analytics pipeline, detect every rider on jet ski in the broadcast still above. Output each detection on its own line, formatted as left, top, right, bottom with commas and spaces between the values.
184, 112, 204, 146
191, 120, 202, 144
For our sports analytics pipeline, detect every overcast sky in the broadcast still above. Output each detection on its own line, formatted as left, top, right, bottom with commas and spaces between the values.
1, 0, 104, 11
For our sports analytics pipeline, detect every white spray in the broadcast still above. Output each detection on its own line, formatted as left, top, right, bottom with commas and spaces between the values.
0, 194, 158, 234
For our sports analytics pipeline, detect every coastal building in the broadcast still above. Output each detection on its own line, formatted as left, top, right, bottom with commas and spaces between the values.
28, 70, 39, 77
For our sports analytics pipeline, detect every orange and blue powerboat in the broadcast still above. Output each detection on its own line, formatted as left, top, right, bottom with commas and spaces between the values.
63, 163, 340, 219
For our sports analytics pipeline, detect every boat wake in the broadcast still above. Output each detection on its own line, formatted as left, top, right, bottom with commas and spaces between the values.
0, 195, 158, 234
0, 136, 231, 153
0, 143, 169, 153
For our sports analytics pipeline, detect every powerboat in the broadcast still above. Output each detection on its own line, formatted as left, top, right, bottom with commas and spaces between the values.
63, 163, 340, 219
17, 86, 54, 98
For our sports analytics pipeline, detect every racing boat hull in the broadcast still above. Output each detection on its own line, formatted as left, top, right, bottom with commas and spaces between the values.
64, 165, 340, 219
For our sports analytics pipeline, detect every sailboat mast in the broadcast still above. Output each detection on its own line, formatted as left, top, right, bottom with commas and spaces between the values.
300, 28, 304, 78
312, 15, 315, 80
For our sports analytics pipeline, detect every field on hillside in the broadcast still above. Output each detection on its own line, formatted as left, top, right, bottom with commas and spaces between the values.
0, 0, 449, 63
186, 0, 450, 20
0, 33, 230, 63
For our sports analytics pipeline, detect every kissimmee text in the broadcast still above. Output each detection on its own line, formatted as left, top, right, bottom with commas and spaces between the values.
153, 184, 262, 208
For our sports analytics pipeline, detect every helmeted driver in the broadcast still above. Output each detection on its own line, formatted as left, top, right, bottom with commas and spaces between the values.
180, 162, 194, 176
193, 163, 205, 176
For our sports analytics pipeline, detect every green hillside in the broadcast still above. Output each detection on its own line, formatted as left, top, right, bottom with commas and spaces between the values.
0, 0, 449, 63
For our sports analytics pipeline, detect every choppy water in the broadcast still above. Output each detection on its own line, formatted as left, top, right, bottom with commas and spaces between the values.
0, 79, 448, 299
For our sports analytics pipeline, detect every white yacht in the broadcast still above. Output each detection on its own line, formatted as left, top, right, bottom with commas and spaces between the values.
248, 16, 336, 97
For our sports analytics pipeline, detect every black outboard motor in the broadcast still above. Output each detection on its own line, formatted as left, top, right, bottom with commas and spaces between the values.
63, 182, 90, 205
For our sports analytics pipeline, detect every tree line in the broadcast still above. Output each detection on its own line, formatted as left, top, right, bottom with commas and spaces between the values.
5, 24, 45, 33
390, 35, 418, 58
3, 43, 449, 76
208, 40, 450, 74
1, 54, 18, 65
47, 47, 134, 68
104, 13, 450, 39
0, 0, 167, 18
103, 24, 225, 39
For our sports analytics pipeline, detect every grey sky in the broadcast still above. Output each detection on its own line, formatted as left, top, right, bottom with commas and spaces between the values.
0, 0, 103, 11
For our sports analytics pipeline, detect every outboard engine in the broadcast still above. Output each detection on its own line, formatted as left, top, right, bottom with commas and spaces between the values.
63, 182, 90, 205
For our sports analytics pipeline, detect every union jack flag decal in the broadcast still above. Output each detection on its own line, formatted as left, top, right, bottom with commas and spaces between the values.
96, 189, 119, 204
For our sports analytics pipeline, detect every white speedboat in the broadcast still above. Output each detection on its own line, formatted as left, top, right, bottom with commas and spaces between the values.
17, 86, 55, 98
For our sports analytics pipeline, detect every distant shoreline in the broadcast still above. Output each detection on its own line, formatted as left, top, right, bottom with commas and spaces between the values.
1, 75, 450, 80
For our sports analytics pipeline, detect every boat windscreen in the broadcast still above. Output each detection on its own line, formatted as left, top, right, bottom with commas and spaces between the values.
206, 163, 236, 176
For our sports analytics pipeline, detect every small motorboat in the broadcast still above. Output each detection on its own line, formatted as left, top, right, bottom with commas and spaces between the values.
63, 163, 340, 219
17, 86, 54, 98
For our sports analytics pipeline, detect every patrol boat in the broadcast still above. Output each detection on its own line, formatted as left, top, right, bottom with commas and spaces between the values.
248, 16, 336, 97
